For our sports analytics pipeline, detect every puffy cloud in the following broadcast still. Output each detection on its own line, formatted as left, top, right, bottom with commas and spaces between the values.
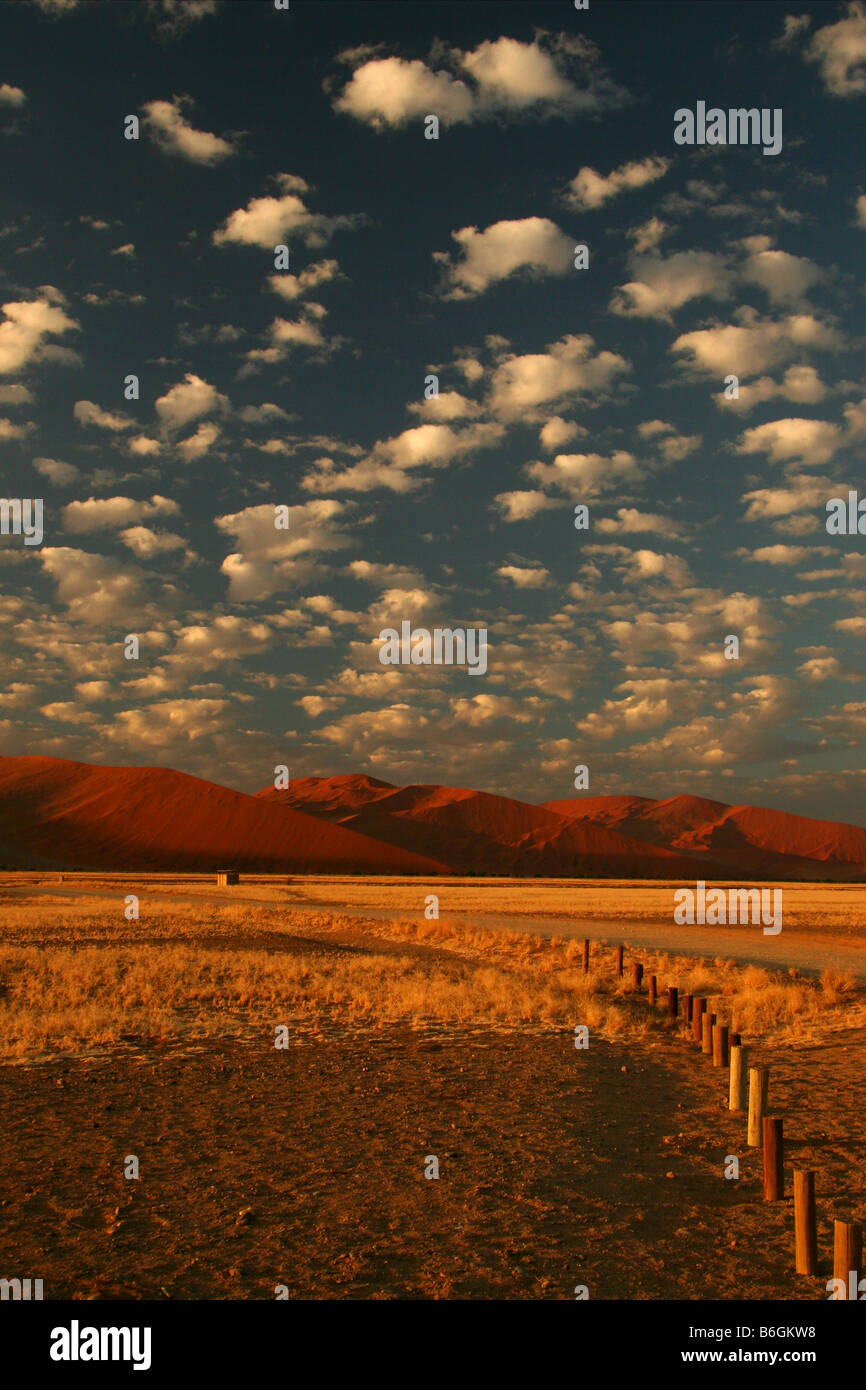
0, 294, 79, 374
739, 235, 824, 304
435, 217, 574, 299
488, 333, 630, 420
407, 390, 481, 422
155, 373, 226, 430
142, 96, 234, 163
0, 85, 26, 107
128, 435, 162, 456
32, 0, 80, 12
331, 33, 628, 129
0, 417, 33, 440
33, 456, 79, 486
714, 364, 828, 412
856, 193, 866, 227
333, 55, 473, 128
611, 250, 732, 319
268, 259, 341, 300
637, 419, 701, 462
628, 216, 668, 253
105, 698, 230, 750
564, 156, 669, 210
0, 383, 34, 404
527, 450, 641, 500
672, 309, 843, 378
120, 527, 186, 559
774, 14, 812, 49
302, 421, 504, 494
493, 491, 557, 522
735, 400, 866, 467
539, 416, 584, 450
73, 399, 134, 431
215, 498, 353, 600
39, 548, 150, 623
177, 421, 220, 459
497, 564, 551, 589
596, 508, 683, 539
62, 494, 179, 533
110, 242, 136, 258
242, 305, 336, 368
804, 1, 866, 96
741, 475, 832, 523
213, 174, 362, 250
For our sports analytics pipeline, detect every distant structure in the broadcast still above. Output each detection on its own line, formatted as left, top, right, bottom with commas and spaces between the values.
217, 869, 239, 886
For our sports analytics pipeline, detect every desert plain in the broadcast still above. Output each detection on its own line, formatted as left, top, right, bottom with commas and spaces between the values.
0, 873, 864, 1301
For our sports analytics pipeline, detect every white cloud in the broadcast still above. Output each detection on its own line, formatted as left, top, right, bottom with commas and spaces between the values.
804, 1, 866, 96
143, 96, 233, 164
331, 34, 628, 129
155, 373, 226, 430
0, 85, 26, 107
128, 435, 162, 456
435, 217, 574, 299
268, 259, 341, 300
0, 294, 79, 374
527, 450, 641, 500
213, 174, 362, 250
672, 309, 843, 378
216, 498, 353, 600
628, 216, 668, 253
736, 417, 843, 467
0, 383, 34, 404
302, 421, 504, 494
564, 156, 669, 211
741, 475, 832, 523
493, 490, 557, 522
33, 456, 79, 486
856, 193, 866, 227
497, 564, 551, 589
73, 400, 134, 431
63, 494, 179, 533
407, 390, 481, 422
715, 364, 828, 412
539, 416, 584, 450
177, 420, 220, 459
120, 526, 186, 559
596, 508, 683, 539
488, 333, 630, 420
740, 235, 824, 304
612, 250, 731, 319
147, 0, 219, 36
110, 242, 136, 258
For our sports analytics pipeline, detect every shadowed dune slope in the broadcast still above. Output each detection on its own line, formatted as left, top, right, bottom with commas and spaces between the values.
0, 757, 447, 874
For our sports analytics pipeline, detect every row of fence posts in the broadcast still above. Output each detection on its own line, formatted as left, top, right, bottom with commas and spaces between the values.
581, 936, 863, 1295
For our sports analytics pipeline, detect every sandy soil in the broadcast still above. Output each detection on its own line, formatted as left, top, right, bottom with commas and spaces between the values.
1, 917, 863, 1301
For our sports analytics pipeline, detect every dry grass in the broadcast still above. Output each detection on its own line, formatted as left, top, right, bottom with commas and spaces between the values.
0, 892, 863, 1063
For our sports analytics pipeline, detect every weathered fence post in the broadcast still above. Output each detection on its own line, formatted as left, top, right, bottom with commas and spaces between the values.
583, 938, 590, 974
833, 1221, 863, 1298
701, 1011, 715, 1054
747, 1067, 769, 1147
692, 997, 705, 1044
794, 1170, 818, 1275
712, 1022, 729, 1068
617, 945, 624, 977
667, 986, 678, 1019
648, 974, 657, 1005
632, 962, 643, 992
728, 1034, 747, 1111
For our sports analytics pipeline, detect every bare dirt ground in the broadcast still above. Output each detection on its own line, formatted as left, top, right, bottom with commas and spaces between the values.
0, 877, 863, 1301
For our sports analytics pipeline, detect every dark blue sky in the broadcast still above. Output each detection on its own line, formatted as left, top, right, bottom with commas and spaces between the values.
0, 0, 864, 823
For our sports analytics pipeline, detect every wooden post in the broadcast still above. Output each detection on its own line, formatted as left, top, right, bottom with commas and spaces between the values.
617, 945, 624, 977
701, 1011, 715, 1054
728, 1035, 747, 1111
747, 1067, 769, 1147
583, 938, 590, 974
667, 986, 678, 1019
684, 993, 694, 1024
794, 1171, 818, 1275
833, 1221, 863, 1297
762, 1117, 783, 1200
712, 1023, 729, 1067
632, 962, 643, 992
648, 974, 656, 1005
692, 997, 705, 1044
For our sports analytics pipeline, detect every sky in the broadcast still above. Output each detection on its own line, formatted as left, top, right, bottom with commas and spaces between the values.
0, 0, 864, 822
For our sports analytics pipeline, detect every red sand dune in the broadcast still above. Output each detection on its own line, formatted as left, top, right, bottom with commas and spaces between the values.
0, 757, 447, 874
263, 778, 727, 878
545, 794, 866, 880
2, 758, 863, 879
